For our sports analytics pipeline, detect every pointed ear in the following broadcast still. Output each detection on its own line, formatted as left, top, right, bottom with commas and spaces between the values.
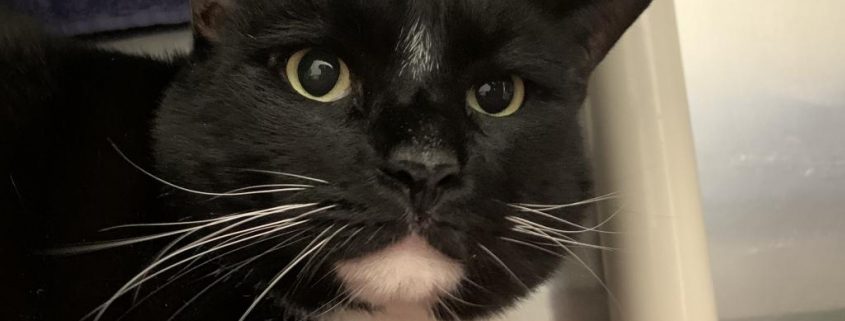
569, 0, 653, 68
191, 0, 236, 43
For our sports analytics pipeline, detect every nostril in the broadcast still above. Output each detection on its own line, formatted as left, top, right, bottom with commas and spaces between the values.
430, 164, 461, 189
381, 162, 461, 192
382, 167, 417, 188
435, 173, 460, 188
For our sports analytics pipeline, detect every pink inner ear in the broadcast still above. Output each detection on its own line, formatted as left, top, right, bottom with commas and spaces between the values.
193, 0, 231, 41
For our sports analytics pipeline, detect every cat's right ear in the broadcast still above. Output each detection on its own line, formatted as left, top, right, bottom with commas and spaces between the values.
191, 0, 236, 43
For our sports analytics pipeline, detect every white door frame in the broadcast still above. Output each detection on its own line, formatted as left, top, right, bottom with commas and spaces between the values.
584, 0, 718, 320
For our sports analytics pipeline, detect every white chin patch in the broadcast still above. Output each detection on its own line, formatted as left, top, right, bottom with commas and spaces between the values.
335, 235, 464, 305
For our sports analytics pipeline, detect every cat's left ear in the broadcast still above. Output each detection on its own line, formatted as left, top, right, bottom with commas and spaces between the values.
191, 0, 236, 43
565, 0, 653, 69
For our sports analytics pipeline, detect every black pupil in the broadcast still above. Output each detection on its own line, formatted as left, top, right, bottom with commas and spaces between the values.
297, 50, 341, 97
475, 78, 514, 114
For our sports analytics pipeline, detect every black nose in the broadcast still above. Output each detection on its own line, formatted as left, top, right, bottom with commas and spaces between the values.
382, 147, 461, 212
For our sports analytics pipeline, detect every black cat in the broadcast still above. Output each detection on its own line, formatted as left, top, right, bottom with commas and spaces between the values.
0, 1, 651, 320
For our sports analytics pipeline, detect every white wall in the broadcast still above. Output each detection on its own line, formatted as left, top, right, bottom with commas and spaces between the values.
675, 1, 845, 320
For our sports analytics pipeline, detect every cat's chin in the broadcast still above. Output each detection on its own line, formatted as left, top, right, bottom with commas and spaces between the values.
334, 234, 465, 306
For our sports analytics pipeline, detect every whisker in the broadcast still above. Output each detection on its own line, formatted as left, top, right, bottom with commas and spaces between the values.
143, 208, 332, 287
460, 276, 492, 294
500, 237, 563, 258
477, 244, 530, 292
527, 228, 622, 311
589, 205, 625, 232
241, 169, 330, 185
507, 216, 617, 235
124, 228, 311, 317
205, 184, 314, 202
436, 298, 462, 321
509, 205, 617, 234
239, 226, 346, 321
220, 184, 314, 192
104, 203, 315, 232
128, 204, 323, 302
436, 284, 488, 308
54, 204, 317, 256
204, 187, 308, 198
514, 192, 619, 211
92, 219, 312, 321
167, 227, 314, 283
181, 205, 332, 251
512, 224, 617, 251
86, 205, 331, 321
311, 290, 351, 318
109, 140, 306, 197
299, 226, 364, 288
165, 229, 313, 321
48, 229, 199, 256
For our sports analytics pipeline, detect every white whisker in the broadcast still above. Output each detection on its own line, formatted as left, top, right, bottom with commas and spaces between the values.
48, 229, 197, 256
165, 228, 311, 321
166, 225, 314, 283
500, 237, 563, 258
512, 224, 616, 251
509, 205, 617, 234
109, 140, 306, 197
589, 205, 625, 232
221, 184, 314, 192
127, 203, 317, 303
182, 205, 331, 251
477, 243, 529, 292
299, 226, 364, 287
242, 169, 330, 185
435, 283, 488, 308
126, 228, 311, 318
507, 216, 617, 235
86, 204, 330, 321
515, 192, 619, 211
238, 226, 346, 321
205, 184, 313, 201
527, 228, 621, 310
90, 219, 311, 321
312, 290, 351, 318
460, 276, 491, 294
146, 206, 334, 286
437, 298, 462, 321
56, 204, 318, 258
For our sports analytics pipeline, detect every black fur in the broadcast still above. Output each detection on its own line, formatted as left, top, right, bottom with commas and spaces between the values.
1, 1, 650, 320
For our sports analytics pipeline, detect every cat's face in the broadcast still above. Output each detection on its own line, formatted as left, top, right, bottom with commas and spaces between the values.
153, 0, 648, 319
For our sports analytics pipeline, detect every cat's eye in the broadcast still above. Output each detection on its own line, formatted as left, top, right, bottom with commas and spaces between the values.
285, 48, 352, 102
467, 75, 525, 117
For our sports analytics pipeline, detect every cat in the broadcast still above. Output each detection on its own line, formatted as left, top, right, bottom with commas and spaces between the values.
0, 0, 651, 320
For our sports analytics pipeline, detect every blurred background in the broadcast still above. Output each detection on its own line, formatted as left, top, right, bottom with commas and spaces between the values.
3, 0, 844, 320
675, 1, 845, 320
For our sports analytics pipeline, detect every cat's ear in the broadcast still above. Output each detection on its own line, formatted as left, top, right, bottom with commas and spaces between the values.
566, 0, 653, 68
191, 0, 236, 43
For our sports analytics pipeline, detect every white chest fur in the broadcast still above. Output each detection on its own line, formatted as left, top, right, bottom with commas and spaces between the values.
329, 235, 464, 320
334, 235, 464, 305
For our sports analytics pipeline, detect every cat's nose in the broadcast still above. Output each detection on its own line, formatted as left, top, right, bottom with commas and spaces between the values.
381, 147, 461, 212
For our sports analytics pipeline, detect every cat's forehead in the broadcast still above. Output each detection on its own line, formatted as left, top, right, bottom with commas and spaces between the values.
236, 0, 573, 85
396, 13, 438, 81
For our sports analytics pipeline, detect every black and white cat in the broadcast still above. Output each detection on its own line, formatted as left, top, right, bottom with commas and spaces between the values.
0, 0, 650, 320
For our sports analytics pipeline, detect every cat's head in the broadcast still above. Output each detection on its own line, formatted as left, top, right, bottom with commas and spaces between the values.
153, 0, 649, 319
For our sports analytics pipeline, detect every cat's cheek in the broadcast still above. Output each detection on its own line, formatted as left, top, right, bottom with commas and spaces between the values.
333, 234, 465, 305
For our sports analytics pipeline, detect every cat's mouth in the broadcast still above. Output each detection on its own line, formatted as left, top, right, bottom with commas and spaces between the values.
333, 234, 465, 306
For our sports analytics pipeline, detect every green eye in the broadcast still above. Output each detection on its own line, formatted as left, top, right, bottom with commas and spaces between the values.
285, 48, 352, 102
467, 75, 525, 117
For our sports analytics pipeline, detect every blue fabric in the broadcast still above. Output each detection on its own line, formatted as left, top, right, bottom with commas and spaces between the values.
3, 0, 190, 35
